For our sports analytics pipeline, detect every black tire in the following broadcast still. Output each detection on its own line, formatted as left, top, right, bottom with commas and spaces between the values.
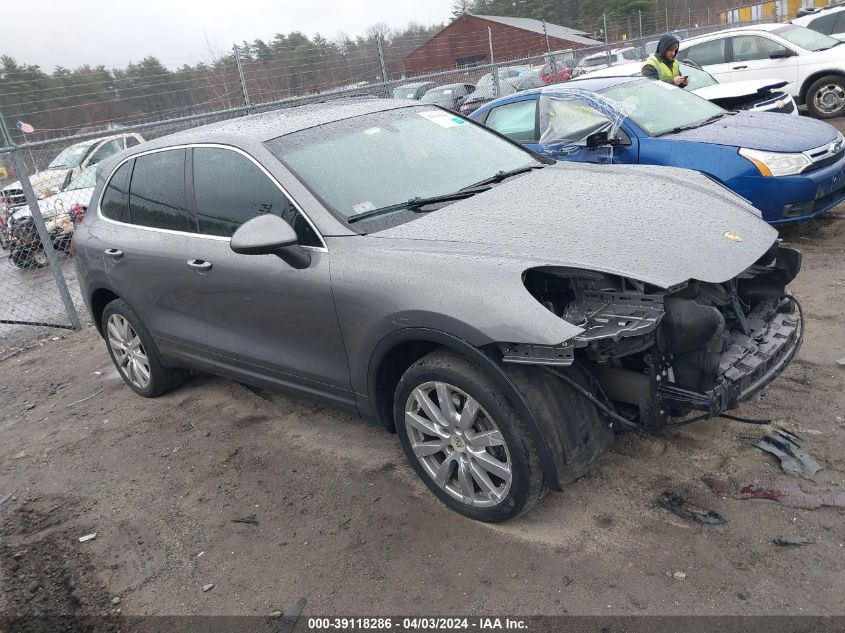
0, 230, 8, 250
102, 298, 189, 398
10, 249, 29, 269
394, 350, 546, 522
805, 74, 845, 119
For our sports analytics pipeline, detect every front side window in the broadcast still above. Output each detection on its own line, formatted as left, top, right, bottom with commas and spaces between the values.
89, 139, 124, 165
683, 38, 728, 65
266, 107, 539, 225
67, 165, 98, 191
128, 149, 194, 232
125, 136, 141, 149
485, 100, 538, 142
192, 147, 320, 246
732, 35, 788, 62
101, 161, 132, 223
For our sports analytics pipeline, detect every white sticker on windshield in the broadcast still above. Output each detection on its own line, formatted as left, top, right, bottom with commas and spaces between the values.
417, 110, 466, 128
352, 201, 376, 213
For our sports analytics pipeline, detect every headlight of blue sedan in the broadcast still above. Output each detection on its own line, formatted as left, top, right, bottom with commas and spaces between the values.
739, 147, 813, 177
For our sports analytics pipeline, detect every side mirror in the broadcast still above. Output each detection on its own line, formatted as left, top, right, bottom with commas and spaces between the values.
585, 131, 621, 148
230, 213, 311, 269
769, 50, 795, 59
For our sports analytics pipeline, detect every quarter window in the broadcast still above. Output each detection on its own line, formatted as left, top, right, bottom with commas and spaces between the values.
192, 147, 320, 246
101, 161, 132, 223
683, 38, 728, 65
128, 149, 195, 232
485, 100, 538, 142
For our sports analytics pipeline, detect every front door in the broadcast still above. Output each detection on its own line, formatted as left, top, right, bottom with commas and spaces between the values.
184, 146, 353, 407
728, 35, 799, 93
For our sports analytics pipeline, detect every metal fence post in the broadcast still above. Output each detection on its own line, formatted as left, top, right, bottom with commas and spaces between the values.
542, 19, 557, 74
8, 148, 81, 331
376, 33, 389, 98
666, 6, 670, 31
488, 28, 500, 97
233, 45, 253, 111
639, 10, 643, 39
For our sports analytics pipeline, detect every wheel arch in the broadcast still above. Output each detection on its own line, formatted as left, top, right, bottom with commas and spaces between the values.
799, 70, 845, 104
366, 327, 564, 489
89, 286, 121, 336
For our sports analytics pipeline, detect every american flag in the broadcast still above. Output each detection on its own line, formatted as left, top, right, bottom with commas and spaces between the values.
16, 121, 34, 134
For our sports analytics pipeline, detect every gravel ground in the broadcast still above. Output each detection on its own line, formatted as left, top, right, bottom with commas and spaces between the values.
0, 211, 843, 622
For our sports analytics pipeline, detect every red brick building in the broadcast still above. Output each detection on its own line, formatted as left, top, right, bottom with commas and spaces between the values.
403, 14, 603, 75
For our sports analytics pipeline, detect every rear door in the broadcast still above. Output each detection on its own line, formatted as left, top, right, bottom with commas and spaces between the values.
183, 146, 354, 407
89, 149, 212, 368
728, 34, 799, 91
680, 36, 733, 81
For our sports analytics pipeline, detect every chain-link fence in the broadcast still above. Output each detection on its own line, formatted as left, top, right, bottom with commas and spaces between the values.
0, 8, 792, 356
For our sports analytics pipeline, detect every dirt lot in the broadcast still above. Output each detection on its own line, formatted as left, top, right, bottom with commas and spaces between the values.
0, 210, 843, 621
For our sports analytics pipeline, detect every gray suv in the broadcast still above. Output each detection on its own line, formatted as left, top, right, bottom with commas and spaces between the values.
74, 100, 803, 522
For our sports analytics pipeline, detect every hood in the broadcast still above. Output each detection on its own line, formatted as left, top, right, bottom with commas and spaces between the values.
692, 78, 788, 101
662, 110, 837, 151
1, 168, 70, 197
656, 34, 680, 60
376, 163, 776, 289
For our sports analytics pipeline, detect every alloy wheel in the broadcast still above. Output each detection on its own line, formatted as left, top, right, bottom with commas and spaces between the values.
404, 381, 512, 508
814, 83, 845, 115
106, 314, 151, 389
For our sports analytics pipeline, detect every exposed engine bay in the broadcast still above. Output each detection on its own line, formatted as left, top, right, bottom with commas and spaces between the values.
504, 241, 803, 432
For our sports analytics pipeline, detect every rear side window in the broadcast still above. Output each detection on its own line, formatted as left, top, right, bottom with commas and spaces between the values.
125, 136, 140, 149
485, 100, 538, 142
683, 38, 728, 65
192, 147, 320, 246
834, 11, 845, 33
100, 161, 132, 223
128, 149, 195, 232
809, 11, 837, 35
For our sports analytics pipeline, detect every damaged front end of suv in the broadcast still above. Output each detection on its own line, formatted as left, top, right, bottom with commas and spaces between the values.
506, 241, 802, 432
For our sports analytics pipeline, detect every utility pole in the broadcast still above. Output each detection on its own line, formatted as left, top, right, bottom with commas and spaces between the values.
233, 45, 252, 110
689, 7, 692, 27
542, 19, 557, 73
639, 10, 643, 40
488, 27, 500, 96
376, 32, 388, 97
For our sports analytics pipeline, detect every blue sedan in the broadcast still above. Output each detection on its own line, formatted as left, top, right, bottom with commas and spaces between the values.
468, 76, 845, 224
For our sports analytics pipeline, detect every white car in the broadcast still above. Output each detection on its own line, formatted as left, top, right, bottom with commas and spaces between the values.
7, 165, 97, 236
677, 23, 845, 118
579, 60, 798, 114
793, 6, 845, 42
1, 132, 143, 210
572, 47, 641, 76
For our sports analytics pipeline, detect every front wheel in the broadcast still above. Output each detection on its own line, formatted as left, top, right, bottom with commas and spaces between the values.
806, 75, 845, 118
394, 350, 545, 522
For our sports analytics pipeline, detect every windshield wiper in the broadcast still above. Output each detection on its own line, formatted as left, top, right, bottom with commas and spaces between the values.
347, 185, 492, 224
462, 164, 546, 190
655, 113, 726, 137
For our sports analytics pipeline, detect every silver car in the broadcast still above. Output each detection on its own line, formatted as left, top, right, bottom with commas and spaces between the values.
74, 100, 803, 522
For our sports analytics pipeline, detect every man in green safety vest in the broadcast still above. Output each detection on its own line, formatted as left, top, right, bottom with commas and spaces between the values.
641, 34, 689, 87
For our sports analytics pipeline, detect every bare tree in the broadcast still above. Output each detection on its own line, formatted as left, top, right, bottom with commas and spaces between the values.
451, 0, 475, 18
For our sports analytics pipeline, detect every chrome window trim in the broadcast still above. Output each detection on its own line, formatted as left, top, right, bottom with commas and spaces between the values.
97, 142, 328, 252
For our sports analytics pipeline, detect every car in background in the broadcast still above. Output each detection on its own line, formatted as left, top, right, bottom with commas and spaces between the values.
793, 5, 845, 41
459, 70, 545, 114
677, 23, 845, 118
469, 76, 845, 224
391, 82, 437, 100
1, 133, 143, 210
580, 60, 798, 114
420, 83, 477, 110
539, 49, 576, 84
74, 99, 801, 522
572, 47, 641, 76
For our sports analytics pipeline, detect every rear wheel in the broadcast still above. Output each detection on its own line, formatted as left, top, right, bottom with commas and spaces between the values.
394, 350, 545, 522
102, 298, 188, 397
806, 75, 845, 118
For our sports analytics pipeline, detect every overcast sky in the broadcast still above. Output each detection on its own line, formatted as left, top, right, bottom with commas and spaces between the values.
3, 0, 454, 71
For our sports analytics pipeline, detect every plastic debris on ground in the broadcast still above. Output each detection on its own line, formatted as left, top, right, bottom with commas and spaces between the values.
754, 428, 823, 480
772, 536, 814, 547
658, 490, 727, 525
78, 533, 97, 542
739, 484, 845, 509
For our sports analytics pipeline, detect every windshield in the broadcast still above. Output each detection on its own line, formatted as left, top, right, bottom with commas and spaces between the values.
266, 107, 538, 223
601, 78, 725, 136
48, 140, 96, 169
772, 24, 839, 50
393, 86, 423, 99
583, 54, 617, 68
420, 88, 454, 103
66, 165, 97, 191
680, 63, 718, 89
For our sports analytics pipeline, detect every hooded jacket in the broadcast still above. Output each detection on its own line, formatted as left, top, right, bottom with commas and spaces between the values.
642, 34, 681, 82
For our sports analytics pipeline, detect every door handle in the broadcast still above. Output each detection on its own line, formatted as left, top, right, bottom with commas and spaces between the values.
732, 65, 748, 70
104, 248, 123, 258
187, 259, 212, 271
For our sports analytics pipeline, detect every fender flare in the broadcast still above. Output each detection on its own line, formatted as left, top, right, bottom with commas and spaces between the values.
366, 327, 562, 489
